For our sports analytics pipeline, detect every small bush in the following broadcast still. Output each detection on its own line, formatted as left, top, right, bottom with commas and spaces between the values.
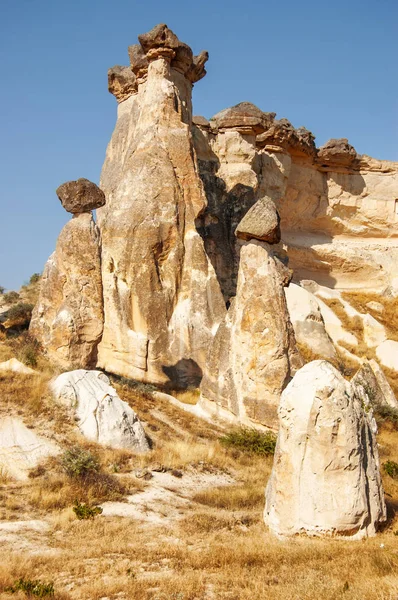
0, 285, 5, 295
72, 499, 103, 520
5, 577, 54, 597
7, 302, 34, 322
61, 447, 100, 479
3, 291, 20, 304
29, 273, 41, 285
384, 460, 398, 479
219, 427, 277, 456
375, 405, 398, 429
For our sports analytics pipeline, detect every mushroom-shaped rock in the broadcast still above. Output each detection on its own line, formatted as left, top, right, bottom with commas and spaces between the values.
264, 360, 386, 539
317, 138, 357, 168
235, 196, 281, 243
138, 23, 180, 56
56, 178, 106, 214
352, 359, 398, 410
256, 118, 316, 158
108, 65, 137, 103
211, 102, 275, 134
128, 44, 149, 79
51, 370, 149, 452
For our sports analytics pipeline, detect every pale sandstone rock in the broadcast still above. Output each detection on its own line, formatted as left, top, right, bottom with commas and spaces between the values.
0, 358, 36, 375
352, 359, 398, 410
199, 241, 298, 428
366, 301, 384, 314
264, 360, 386, 539
376, 340, 398, 372
56, 179, 105, 214
284, 284, 338, 363
235, 196, 281, 243
51, 370, 149, 451
0, 417, 59, 481
30, 212, 103, 369
97, 25, 225, 385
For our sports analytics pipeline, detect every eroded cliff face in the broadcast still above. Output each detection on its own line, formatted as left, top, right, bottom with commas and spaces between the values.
97, 24, 225, 386
193, 108, 398, 293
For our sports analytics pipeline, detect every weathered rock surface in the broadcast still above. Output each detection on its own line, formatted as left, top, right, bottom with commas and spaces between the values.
265, 360, 387, 538
210, 102, 275, 134
56, 179, 106, 214
235, 196, 281, 243
352, 359, 398, 410
0, 417, 59, 480
30, 212, 103, 369
317, 138, 358, 168
51, 370, 149, 451
199, 241, 298, 428
284, 283, 338, 364
108, 65, 137, 102
97, 24, 225, 385
0, 358, 36, 375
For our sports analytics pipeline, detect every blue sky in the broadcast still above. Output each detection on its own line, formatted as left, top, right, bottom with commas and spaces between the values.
1, 0, 397, 290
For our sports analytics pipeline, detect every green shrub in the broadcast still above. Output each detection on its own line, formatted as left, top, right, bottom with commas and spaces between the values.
3, 291, 20, 304
219, 427, 277, 456
384, 460, 398, 479
5, 578, 54, 597
29, 273, 41, 285
0, 286, 5, 295
375, 405, 398, 428
73, 499, 103, 520
61, 447, 100, 479
7, 302, 34, 322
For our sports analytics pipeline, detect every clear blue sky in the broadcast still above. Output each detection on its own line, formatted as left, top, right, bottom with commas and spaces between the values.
1, 0, 397, 290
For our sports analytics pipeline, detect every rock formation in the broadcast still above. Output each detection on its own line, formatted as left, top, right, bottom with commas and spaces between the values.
199, 236, 299, 429
30, 22, 398, 434
352, 359, 398, 410
0, 417, 59, 480
30, 181, 104, 369
97, 23, 226, 386
264, 360, 387, 539
51, 370, 149, 451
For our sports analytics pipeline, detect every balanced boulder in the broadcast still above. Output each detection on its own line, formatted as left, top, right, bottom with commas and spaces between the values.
235, 196, 281, 244
51, 370, 149, 452
264, 360, 386, 538
56, 178, 106, 214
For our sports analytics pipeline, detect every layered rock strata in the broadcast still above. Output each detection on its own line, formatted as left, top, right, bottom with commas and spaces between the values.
97, 24, 225, 386
193, 105, 398, 292
264, 360, 387, 539
30, 181, 104, 369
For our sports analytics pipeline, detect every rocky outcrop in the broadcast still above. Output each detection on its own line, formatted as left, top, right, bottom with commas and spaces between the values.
51, 370, 149, 452
317, 138, 358, 169
199, 240, 299, 428
108, 66, 138, 103
265, 360, 386, 538
56, 179, 106, 214
352, 359, 398, 410
0, 417, 59, 480
97, 24, 225, 386
30, 182, 104, 369
376, 340, 398, 372
285, 283, 338, 364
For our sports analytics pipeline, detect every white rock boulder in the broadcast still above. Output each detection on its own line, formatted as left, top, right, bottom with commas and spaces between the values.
352, 359, 398, 410
264, 360, 386, 539
0, 417, 59, 480
51, 370, 149, 452
0, 358, 37, 375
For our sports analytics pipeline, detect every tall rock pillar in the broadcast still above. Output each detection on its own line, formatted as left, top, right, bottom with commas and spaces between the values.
97, 24, 226, 386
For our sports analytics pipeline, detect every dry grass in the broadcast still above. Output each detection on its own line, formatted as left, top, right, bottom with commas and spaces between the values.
171, 388, 200, 405
3, 336, 398, 598
342, 291, 398, 342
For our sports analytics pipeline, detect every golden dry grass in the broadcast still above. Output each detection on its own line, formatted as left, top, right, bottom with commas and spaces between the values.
3, 336, 398, 598
342, 291, 398, 342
